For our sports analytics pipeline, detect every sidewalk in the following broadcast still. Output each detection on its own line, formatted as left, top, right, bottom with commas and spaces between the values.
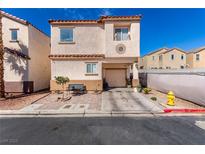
0, 88, 205, 117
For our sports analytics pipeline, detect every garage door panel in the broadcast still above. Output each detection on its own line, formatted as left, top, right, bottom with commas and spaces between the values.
105, 69, 126, 87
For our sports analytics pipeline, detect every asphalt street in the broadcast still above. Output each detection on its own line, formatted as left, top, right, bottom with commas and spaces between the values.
0, 116, 205, 145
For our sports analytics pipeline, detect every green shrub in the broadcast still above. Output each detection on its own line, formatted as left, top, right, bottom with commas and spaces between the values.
143, 87, 152, 94
55, 76, 69, 86
150, 97, 157, 101
137, 85, 143, 93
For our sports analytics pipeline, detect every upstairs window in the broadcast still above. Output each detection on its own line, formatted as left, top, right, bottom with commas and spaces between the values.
196, 54, 200, 61
86, 63, 97, 74
159, 55, 163, 61
181, 54, 184, 60
152, 56, 155, 61
114, 28, 129, 41
171, 54, 174, 60
60, 28, 73, 42
11, 29, 18, 41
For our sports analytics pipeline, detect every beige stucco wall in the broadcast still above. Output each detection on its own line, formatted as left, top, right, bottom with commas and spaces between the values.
143, 48, 168, 69
2, 15, 50, 92
192, 49, 205, 68
186, 53, 194, 68
28, 25, 51, 91
51, 21, 140, 58
51, 24, 104, 55
51, 60, 103, 91
139, 56, 148, 69
3, 52, 28, 81
162, 49, 186, 69
141, 49, 186, 69
104, 21, 140, 57
2, 15, 29, 82
51, 60, 102, 80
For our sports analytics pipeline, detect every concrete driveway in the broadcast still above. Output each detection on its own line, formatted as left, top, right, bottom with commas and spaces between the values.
102, 88, 163, 113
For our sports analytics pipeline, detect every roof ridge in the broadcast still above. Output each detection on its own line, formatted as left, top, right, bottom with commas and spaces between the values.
1, 10, 49, 38
188, 46, 205, 53
162, 47, 186, 54
146, 47, 169, 56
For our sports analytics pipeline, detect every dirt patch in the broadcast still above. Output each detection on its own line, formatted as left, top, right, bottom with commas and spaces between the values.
0, 91, 50, 110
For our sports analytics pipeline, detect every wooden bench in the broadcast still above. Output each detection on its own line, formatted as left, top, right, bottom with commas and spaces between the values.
68, 84, 86, 94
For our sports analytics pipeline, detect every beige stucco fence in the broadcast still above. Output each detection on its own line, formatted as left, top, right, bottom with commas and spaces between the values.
138, 69, 205, 106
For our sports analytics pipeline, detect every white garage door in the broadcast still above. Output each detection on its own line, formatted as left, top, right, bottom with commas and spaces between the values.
105, 69, 126, 87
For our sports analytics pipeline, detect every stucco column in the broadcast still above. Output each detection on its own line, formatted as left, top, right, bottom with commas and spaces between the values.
132, 63, 139, 87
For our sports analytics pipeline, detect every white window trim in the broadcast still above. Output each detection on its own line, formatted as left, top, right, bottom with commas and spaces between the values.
59, 27, 74, 43
85, 62, 98, 75
114, 27, 130, 41
10, 29, 19, 42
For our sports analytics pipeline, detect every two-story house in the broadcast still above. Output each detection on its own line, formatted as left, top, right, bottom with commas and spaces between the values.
140, 48, 168, 69
160, 48, 187, 69
140, 47, 187, 69
1, 11, 50, 93
186, 47, 205, 68
49, 15, 141, 91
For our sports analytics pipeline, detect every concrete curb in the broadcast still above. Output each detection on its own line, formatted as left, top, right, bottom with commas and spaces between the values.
1, 109, 205, 117
164, 108, 205, 113
0, 109, 164, 116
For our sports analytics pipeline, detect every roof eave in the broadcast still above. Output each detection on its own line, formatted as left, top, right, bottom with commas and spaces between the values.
48, 15, 142, 25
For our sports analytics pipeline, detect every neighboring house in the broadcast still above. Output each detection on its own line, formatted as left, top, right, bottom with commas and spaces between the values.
140, 48, 186, 69
49, 15, 141, 91
1, 11, 50, 93
140, 48, 168, 69
160, 48, 187, 69
186, 47, 205, 68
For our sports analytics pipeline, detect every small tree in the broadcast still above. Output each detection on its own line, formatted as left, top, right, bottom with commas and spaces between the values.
55, 76, 69, 100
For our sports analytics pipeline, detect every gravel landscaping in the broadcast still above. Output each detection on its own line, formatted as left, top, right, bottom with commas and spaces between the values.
0, 91, 50, 110
141, 89, 204, 109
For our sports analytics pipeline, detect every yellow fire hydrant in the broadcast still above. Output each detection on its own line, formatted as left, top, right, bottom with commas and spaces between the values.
167, 91, 175, 106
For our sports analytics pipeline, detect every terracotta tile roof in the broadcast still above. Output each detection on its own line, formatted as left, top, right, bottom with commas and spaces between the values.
48, 19, 99, 24
100, 15, 142, 21
4, 47, 30, 60
1, 10, 49, 37
49, 54, 105, 60
49, 15, 142, 24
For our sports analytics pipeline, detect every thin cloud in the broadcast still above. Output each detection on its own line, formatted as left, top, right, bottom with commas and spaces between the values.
63, 9, 85, 19
100, 8, 112, 16
62, 8, 114, 20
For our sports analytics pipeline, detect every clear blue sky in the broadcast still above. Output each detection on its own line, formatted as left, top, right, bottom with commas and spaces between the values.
2, 8, 205, 56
